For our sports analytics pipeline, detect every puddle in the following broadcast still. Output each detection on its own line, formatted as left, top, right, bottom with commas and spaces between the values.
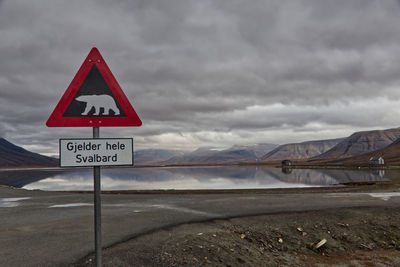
368, 192, 400, 201
150, 204, 219, 217
49, 203, 93, 208
0, 197, 31, 207
327, 192, 400, 201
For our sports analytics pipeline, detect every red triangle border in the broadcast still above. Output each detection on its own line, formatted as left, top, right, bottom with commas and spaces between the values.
46, 47, 142, 127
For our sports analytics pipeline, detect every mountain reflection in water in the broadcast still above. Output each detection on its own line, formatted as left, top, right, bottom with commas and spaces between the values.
0, 166, 393, 191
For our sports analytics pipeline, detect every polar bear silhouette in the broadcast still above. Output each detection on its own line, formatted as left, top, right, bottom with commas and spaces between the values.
75, 94, 120, 116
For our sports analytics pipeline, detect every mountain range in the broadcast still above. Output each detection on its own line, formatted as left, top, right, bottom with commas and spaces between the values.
157, 127, 400, 165
0, 138, 58, 167
2, 126, 400, 167
337, 137, 400, 165
134, 149, 184, 165
310, 128, 400, 161
161, 144, 278, 165
261, 138, 344, 161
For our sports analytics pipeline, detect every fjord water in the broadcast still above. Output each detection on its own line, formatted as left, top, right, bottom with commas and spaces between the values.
0, 166, 394, 191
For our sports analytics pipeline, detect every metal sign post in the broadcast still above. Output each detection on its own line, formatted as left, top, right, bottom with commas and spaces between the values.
93, 127, 101, 267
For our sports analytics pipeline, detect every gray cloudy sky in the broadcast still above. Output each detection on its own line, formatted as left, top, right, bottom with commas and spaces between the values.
1, 0, 400, 155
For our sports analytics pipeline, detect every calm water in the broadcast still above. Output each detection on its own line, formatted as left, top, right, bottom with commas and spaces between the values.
0, 166, 397, 191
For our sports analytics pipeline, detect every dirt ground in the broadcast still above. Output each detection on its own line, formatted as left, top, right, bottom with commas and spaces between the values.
73, 206, 400, 267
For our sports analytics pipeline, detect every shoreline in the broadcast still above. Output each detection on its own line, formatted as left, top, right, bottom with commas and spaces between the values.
0, 161, 400, 171
66, 180, 400, 195
3, 178, 400, 195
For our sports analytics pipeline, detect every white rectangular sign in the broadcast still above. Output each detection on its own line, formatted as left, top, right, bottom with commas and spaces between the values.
60, 138, 133, 167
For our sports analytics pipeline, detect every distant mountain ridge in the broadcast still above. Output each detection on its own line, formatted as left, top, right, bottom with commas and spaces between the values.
3, 127, 400, 168
0, 138, 58, 167
311, 127, 400, 161
162, 143, 278, 165
134, 149, 184, 165
261, 138, 344, 161
338, 137, 400, 165
136, 127, 400, 165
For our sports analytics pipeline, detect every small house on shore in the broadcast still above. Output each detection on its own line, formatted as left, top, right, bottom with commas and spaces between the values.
281, 160, 292, 166
369, 157, 384, 165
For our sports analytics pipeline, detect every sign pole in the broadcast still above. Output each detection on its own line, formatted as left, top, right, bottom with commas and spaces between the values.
93, 127, 102, 267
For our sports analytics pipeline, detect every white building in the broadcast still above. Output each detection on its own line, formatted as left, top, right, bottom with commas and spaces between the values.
369, 157, 384, 165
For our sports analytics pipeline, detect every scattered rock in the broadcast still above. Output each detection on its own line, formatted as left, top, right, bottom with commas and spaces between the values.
360, 243, 372, 250
297, 226, 308, 237
240, 234, 246, 239
237, 257, 245, 263
314, 239, 327, 249
278, 238, 283, 243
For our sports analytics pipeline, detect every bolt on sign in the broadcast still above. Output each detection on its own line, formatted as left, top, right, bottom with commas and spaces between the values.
46, 47, 142, 267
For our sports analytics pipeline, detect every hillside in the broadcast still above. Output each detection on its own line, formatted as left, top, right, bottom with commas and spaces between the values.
162, 144, 277, 165
338, 138, 400, 165
261, 138, 344, 161
134, 149, 184, 165
311, 127, 400, 161
0, 138, 58, 167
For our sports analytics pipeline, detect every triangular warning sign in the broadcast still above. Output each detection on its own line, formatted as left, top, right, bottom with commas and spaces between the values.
46, 47, 142, 127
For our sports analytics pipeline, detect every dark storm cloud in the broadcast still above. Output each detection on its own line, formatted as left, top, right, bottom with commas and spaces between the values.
1, 0, 400, 153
